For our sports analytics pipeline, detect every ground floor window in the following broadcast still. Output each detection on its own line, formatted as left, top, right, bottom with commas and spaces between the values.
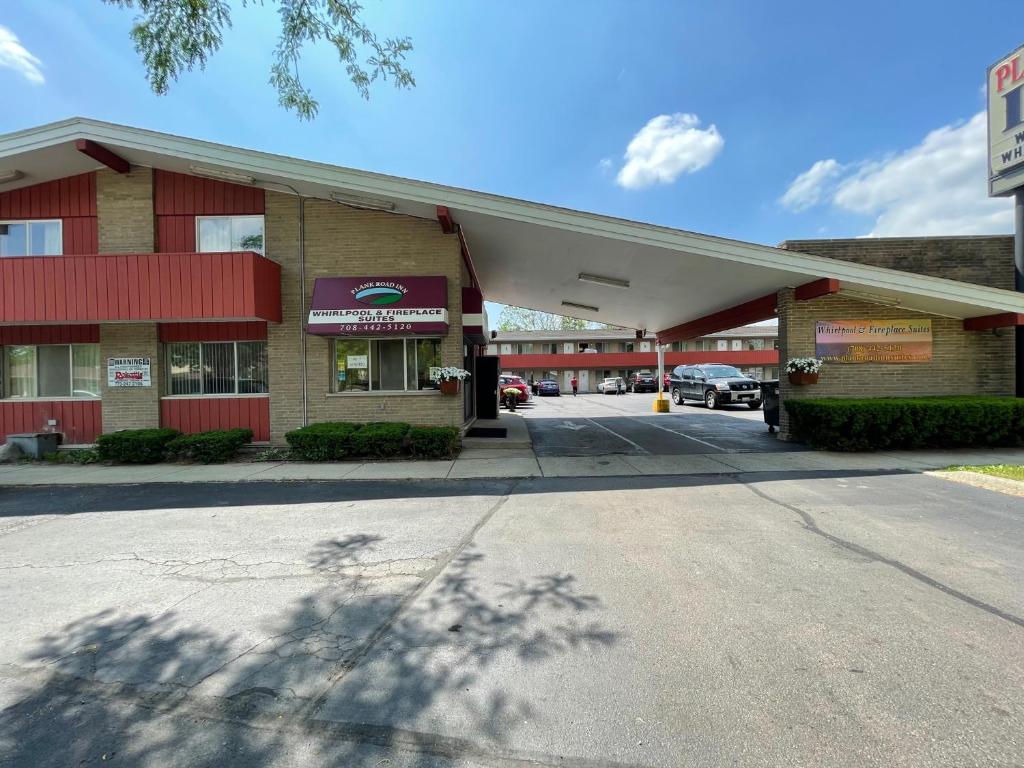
166, 341, 268, 395
2, 344, 100, 398
333, 338, 442, 393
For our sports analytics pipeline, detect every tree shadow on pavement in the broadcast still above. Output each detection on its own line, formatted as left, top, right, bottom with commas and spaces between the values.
0, 534, 618, 767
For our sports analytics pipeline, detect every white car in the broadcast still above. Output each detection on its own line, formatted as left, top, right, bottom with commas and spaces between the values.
597, 377, 623, 394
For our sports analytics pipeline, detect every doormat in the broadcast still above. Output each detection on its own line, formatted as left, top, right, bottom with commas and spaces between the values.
466, 427, 508, 438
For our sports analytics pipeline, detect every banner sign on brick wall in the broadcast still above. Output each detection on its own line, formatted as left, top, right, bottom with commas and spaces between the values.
815, 320, 932, 363
307, 276, 449, 336
107, 357, 152, 386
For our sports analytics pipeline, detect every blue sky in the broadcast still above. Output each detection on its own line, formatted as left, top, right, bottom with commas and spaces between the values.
0, 1, 1020, 321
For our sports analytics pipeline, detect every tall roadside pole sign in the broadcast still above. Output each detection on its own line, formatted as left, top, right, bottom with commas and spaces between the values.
988, 44, 1024, 395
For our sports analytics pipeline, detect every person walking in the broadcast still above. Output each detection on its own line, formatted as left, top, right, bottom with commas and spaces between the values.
570, 375, 578, 396
616, 376, 624, 396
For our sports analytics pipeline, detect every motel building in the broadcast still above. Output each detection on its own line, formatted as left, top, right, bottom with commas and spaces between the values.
0, 119, 1023, 447
488, 325, 780, 392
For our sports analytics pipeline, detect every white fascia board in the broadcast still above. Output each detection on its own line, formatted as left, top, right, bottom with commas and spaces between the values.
4, 118, 1024, 316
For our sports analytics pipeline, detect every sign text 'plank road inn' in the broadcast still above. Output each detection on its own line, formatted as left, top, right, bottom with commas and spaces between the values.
307, 276, 449, 336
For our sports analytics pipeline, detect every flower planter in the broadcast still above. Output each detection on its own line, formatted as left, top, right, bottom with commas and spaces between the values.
439, 380, 460, 395
788, 371, 819, 385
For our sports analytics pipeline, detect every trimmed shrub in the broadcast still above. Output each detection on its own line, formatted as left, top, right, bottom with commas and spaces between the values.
408, 426, 461, 459
95, 428, 181, 464
166, 428, 253, 464
285, 422, 361, 461
785, 397, 1024, 452
349, 422, 411, 459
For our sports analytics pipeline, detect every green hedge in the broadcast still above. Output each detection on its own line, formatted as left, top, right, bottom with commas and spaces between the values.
166, 428, 253, 464
408, 426, 460, 459
349, 422, 411, 458
95, 428, 181, 464
785, 397, 1024, 451
284, 422, 461, 461
285, 422, 361, 461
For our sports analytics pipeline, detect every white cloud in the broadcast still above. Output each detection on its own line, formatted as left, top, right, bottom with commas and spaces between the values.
0, 25, 44, 85
615, 113, 723, 190
784, 112, 1013, 236
779, 159, 842, 211
598, 157, 613, 174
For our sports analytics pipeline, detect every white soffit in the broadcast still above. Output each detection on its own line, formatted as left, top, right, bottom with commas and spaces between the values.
2, 118, 1023, 330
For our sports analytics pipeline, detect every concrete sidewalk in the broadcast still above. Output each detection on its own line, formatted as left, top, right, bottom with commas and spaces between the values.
2, 446, 1024, 484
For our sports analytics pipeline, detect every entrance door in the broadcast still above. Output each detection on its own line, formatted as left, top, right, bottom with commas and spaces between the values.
563, 371, 574, 391
578, 369, 590, 392
475, 355, 500, 419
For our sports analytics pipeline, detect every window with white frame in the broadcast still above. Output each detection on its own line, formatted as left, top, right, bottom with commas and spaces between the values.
0, 220, 63, 257
3, 344, 100, 398
333, 338, 442, 393
196, 216, 264, 254
166, 341, 268, 395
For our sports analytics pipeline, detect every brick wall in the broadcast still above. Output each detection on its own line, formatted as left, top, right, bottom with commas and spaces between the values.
96, 167, 154, 253
777, 289, 1014, 438
264, 195, 464, 444
99, 323, 160, 432
780, 236, 1015, 290
265, 192, 305, 443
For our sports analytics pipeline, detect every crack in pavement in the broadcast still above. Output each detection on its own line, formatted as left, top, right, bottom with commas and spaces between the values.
739, 479, 1024, 629
299, 480, 522, 720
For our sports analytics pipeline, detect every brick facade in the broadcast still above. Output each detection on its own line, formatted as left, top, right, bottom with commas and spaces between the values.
780, 236, 1015, 290
300, 200, 465, 436
96, 167, 154, 253
263, 195, 465, 443
99, 323, 161, 433
777, 293, 1015, 439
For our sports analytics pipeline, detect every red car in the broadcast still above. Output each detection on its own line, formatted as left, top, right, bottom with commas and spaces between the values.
499, 374, 530, 402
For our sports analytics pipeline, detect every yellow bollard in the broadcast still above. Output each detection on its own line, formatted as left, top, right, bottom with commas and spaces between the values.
652, 395, 670, 413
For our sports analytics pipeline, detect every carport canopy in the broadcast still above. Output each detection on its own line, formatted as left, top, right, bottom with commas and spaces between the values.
3, 117, 1024, 337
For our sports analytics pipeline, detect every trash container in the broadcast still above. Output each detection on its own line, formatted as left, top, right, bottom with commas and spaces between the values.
760, 380, 780, 433
7, 432, 61, 458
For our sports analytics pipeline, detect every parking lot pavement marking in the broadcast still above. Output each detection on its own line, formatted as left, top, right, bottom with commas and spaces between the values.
584, 417, 651, 454
628, 416, 728, 453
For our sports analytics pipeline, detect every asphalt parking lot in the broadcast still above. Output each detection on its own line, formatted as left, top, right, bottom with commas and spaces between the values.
1, 470, 1021, 767
519, 391, 807, 456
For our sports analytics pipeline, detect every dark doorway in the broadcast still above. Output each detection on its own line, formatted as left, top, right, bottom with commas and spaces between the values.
475, 355, 500, 419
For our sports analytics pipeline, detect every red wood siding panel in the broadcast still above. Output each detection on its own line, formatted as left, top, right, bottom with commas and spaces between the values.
160, 396, 270, 442
498, 350, 779, 370
158, 322, 268, 342
0, 325, 100, 345
0, 174, 96, 218
156, 215, 197, 252
62, 217, 100, 255
0, 252, 281, 322
0, 400, 102, 445
0, 173, 98, 256
153, 170, 265, 215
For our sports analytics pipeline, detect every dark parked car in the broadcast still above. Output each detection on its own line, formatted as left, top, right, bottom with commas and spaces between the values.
536, 379, 560, 396
668, 363, 761, 410
628, 370, 658, 393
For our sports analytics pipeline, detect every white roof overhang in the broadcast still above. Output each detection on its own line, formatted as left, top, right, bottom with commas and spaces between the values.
2, 117, 1023, 332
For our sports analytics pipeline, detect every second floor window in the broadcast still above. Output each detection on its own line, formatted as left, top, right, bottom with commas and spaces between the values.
196, 216, 264, 255
0, 220, 62, 257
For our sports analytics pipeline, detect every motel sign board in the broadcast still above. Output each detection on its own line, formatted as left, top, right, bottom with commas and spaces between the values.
988, 44, 1024, 195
